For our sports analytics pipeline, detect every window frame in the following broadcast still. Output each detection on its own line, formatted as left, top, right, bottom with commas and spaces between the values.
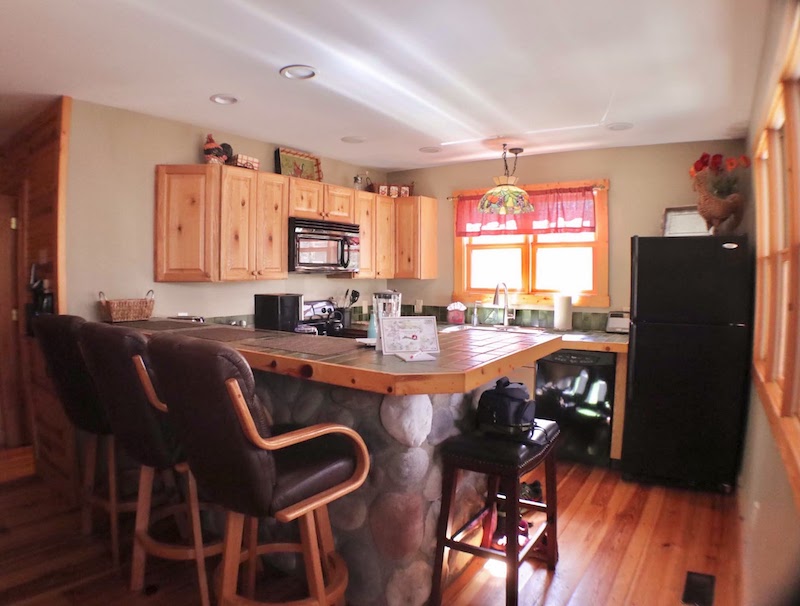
452, 179, 610, 308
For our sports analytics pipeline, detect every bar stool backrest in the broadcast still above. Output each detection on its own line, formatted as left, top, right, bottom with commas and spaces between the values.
147, 333, 277, 517
78, 322, 181, 470
32, 314, 109, 435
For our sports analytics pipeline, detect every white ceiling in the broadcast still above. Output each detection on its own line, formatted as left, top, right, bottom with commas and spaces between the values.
0, 0, 770, 171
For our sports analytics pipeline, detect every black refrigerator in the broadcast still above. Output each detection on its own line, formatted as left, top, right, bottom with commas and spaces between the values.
620, 235, 753, 491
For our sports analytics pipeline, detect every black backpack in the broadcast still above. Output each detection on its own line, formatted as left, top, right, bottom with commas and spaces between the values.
476, 376, 536, 438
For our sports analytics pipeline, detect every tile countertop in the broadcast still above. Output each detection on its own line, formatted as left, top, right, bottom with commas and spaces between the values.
124, 319, 571, 395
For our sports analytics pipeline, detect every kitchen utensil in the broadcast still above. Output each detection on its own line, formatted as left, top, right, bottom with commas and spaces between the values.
342, 289, 350, 309
349, 290, 360, 308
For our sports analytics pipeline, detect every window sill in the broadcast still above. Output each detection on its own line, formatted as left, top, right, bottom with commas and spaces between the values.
453, 291, 610, 309
753, 361, 800, 512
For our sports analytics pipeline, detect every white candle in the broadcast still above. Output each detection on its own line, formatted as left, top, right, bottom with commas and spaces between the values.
553, 294, 573, 331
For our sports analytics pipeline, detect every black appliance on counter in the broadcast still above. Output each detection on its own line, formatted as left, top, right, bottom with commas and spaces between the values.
288, 218, 360, 274
535, 349, 616, 466
254, 293, 303, 331
621, 235, 753, 491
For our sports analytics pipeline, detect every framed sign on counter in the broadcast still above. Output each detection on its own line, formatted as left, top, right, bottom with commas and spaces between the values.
662, 206, 710, 237
379, 316, 440, 355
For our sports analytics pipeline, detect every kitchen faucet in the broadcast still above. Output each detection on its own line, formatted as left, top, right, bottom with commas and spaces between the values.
493, 282, 510, 326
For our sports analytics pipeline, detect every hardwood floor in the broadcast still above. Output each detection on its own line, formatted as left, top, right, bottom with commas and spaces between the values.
0, 462, 741, 605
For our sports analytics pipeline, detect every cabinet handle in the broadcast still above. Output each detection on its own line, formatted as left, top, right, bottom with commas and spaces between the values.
251, 270, 257, 276
257, 270, 264, 275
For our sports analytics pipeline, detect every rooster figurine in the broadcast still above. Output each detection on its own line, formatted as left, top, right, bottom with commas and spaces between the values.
693, 169, 744, 234
202, 134, 226, 164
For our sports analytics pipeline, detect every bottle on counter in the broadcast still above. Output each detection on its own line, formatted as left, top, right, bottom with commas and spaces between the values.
367, 313, 378, 338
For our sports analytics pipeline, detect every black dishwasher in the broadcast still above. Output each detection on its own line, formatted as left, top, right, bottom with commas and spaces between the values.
535, 349, 616, 466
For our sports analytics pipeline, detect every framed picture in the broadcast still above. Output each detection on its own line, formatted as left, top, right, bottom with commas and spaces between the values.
389, 185, 399, 198
662, 206, 710, 237
274, 147, 323, 181
400, 185, 410, 197
378, 185, 388, 196
379, 316, 440, 355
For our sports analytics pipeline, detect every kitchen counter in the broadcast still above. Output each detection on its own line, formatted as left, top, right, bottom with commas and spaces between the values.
123, 318, 628, 605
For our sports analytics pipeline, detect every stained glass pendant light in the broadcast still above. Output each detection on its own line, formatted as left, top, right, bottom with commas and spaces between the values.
478, 144, 533, 214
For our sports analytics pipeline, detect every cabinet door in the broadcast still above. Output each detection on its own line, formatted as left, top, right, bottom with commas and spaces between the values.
288, 177, 324, 219
375, 194, 395, 279
220, 167, 258, 280
352, 191, 375, 278
324, 185, 355, 223
256, 172, 289, 278
394, 196, 438, 279
155, 164, 219, 282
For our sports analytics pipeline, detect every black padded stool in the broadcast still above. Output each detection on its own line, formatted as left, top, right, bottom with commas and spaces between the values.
430, 420, 560, 606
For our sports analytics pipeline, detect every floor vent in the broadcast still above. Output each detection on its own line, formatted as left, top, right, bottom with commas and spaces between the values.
681, 571, 715, 606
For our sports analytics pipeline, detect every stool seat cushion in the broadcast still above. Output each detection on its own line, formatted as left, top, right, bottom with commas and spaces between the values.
441, 420, 560, 474
270, 424, 357, 515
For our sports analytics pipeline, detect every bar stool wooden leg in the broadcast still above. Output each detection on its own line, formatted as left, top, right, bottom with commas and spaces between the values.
130, 465, 154, 592
105, 435, 121, 569
315, 505, 344, 606
299, 512, 326, 606
544, 451, 559, 569
186, 469, 212, 606
503, 476, 521, 606
244, 516, 258, 600
430, 464, 459, 606
481, 474, 501, 548
81, 434, 98, 536
220, 511, 245, 606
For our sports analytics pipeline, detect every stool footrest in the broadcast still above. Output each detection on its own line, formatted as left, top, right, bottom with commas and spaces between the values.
451, 505, 493, 543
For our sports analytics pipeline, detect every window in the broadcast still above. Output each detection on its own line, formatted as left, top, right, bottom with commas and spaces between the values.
453, 179, 609, 307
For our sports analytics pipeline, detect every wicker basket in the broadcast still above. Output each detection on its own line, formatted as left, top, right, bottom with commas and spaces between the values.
98, 290, 155, 323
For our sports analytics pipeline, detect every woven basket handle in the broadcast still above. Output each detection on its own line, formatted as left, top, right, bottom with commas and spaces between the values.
145, 290, 155, 300
98, 291, 107, 303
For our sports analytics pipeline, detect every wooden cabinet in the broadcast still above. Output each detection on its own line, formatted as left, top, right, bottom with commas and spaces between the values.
375, 194, 395, 278
288, 177, 355, 223
395, 196, 438, 279
155, 165, 288, 282
353, 191, 375, 278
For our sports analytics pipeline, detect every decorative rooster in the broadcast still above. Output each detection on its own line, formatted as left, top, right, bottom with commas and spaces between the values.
693, 168, 744, 234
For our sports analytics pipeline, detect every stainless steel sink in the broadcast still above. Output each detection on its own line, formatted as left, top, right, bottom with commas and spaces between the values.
439, 324, 546, 334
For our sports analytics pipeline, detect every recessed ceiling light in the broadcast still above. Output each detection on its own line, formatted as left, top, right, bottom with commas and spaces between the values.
419, 146, 442, 153
280, 64, 317, 80
606, 122, 634, 131
341, 136, 366, 144
209, 94, 238, 105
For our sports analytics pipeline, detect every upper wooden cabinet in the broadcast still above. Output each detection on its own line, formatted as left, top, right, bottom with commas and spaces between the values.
375, 194, 395, 279
288, 177, 355, 223
155, 165, 288, 282
394, 196, 438, 279
353, 191, 375, 279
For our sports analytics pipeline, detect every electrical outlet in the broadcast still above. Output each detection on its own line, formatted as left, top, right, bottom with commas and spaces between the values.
414, 299, 423, 314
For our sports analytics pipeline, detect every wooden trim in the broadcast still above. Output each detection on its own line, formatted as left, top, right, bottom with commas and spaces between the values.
55, 96, 71, 314
225, 378, 370, 523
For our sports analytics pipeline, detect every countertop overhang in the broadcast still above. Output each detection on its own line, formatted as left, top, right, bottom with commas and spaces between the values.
130, 320, 627, 395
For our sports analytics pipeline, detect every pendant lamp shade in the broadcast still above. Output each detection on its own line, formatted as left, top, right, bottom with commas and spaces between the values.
478, 145, 533, 214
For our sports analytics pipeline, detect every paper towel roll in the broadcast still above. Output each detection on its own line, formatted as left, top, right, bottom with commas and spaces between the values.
553, 294, 573, 331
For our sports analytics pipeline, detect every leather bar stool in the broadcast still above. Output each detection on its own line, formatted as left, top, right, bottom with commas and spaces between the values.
32, 314, 137, 568
77, 322, 223, 606
430, 421, 561, 606
147, 333, 370, 606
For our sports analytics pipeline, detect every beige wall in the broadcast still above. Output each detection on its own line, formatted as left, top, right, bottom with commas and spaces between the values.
65, 100, 387, 320
388, 139, 746, 309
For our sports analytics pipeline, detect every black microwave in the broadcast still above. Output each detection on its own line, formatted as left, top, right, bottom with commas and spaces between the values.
288, 218, 360, 274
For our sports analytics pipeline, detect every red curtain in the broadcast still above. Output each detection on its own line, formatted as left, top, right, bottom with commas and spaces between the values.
455, 186, 596, 237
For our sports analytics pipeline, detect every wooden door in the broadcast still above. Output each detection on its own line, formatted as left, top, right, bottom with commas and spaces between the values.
154, 165, 219, 281
374, 194, 395, 279
220, 167, 257, 281
0, 195, 23, 449
353, 191, 375, 278
288, 177, 324, 219
324, 185, 355, 223
255, 172, 289, 278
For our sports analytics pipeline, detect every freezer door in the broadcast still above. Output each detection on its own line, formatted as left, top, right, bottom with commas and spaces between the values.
621, 322, 750, 488
631, 235, 752, 325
